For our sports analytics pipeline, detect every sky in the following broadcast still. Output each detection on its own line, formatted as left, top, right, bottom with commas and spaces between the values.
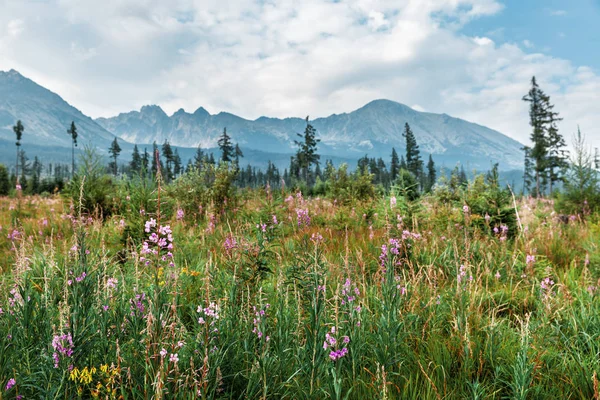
0, 0, 599, 150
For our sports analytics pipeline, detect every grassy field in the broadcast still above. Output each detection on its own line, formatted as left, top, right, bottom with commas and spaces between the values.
0, 183, 599, 399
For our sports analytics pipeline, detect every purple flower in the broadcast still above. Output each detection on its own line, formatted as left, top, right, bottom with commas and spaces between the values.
5, 378, 16, 390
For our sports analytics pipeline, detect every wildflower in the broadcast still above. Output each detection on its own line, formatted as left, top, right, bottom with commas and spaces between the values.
15, 184, 22, 191
52, 333, 74, 368
526, 254, 535, 266
296, 208, 310, 227
495, 271, 501, 279
463, 205, 469, 214
106, 277, 118, 289
144, 218, 156, 233
5, 378, 16, 390
169, 353, 179, 364
272, 215, 278, 225
485, 213, 491, 223
390, 196, 397, 209
160, 348, 168, 358
176, 209, 184, 220
310, 232, 323, 244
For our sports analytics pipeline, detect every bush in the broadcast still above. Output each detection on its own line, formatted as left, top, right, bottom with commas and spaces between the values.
63, 146, 117, 218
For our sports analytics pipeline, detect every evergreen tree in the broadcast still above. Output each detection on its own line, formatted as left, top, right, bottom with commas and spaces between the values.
294, 116, 320, 185
108, 137, 122, 176
67, 121, 78, 178
377, 158, 388, 188
403, 123, 423, 183
161, 141, 174, 181
522, 146, 535, 195
130, 145, 142, 175
0, 164, 10, 195
234, 143, 244, 166
458, 165, 468, 187
31, 156, 42, 194
13, 120, 24, 186
561, 127, 599, 213
324, 160, 335, 182
194, 145, 205, 170
522, 76, 567, 197
18, 150, 30, 191
400, 155, 407, 171
546, 119, 568, 195
142, 148, 150, 175
173, 149, 182, 177
218, 128, 235, 162
390, 148, 400, 181
425, 154, 436, 193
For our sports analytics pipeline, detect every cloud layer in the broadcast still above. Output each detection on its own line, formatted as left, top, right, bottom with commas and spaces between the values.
0, 0, 598, 150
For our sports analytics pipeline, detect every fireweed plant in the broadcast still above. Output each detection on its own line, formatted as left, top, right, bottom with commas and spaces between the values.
1, 167, 600, 398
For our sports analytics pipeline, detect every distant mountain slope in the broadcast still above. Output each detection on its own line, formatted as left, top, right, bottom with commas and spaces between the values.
97, 99, 524, 170
0, 70, 117, 148
0, 69, 524, 170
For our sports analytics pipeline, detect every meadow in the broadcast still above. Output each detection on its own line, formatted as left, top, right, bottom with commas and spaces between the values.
0, 169, 599, 399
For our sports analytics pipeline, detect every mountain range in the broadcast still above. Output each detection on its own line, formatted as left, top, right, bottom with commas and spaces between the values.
0, 69, 525, 171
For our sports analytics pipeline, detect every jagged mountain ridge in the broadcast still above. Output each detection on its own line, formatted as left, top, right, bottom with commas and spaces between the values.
97, 100, 524, 169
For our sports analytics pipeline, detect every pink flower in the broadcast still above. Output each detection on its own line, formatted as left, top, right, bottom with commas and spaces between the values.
169, 353, 179, 364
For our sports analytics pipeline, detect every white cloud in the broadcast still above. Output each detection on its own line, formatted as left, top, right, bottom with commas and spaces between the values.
7, 19, 24, 37
550, 9, 567, 16
522, 39, 533, 49
0, 0, 598, 151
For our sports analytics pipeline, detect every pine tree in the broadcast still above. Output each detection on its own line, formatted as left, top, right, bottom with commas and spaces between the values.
390, 148, 400, 181
108, 137, 122, 176
31, 156, 42, 194
194, 145, 205, 170
18, 150, 30, 191
425, 154, 436, 193
400, 155, 407, 170
522, 146, 535, 195
0, 164, 10, 195
403, 123, 423, 184
218, 128, 235, 162
173, 149, 182, 177
142, 148, 150, 176
522, 76, 567, 197
130, 145, 142, 175
294, 116, 320, 185
162, 141, 174, 181
459, 165, 468, 187
13, 120, 24, 186
67, 121, 78, 177
234, 143, 244, 167
562, 127, 599, 214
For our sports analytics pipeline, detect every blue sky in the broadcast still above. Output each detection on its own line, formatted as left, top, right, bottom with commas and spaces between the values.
0, 0, 598, 150
463, 0, 600, 70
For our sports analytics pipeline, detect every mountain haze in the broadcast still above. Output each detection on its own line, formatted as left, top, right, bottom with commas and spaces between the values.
0, 69, 524, 170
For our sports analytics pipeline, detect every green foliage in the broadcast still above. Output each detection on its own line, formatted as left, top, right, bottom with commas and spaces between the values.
0, 164, 9, 195
64, 146, 117, 217
556, 128, 600, 215
217, 127, 235, 163
325, 163, 375, 204
394, 168, 420, 201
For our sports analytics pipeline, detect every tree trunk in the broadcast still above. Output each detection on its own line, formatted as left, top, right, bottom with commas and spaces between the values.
15, 146, 19, 185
